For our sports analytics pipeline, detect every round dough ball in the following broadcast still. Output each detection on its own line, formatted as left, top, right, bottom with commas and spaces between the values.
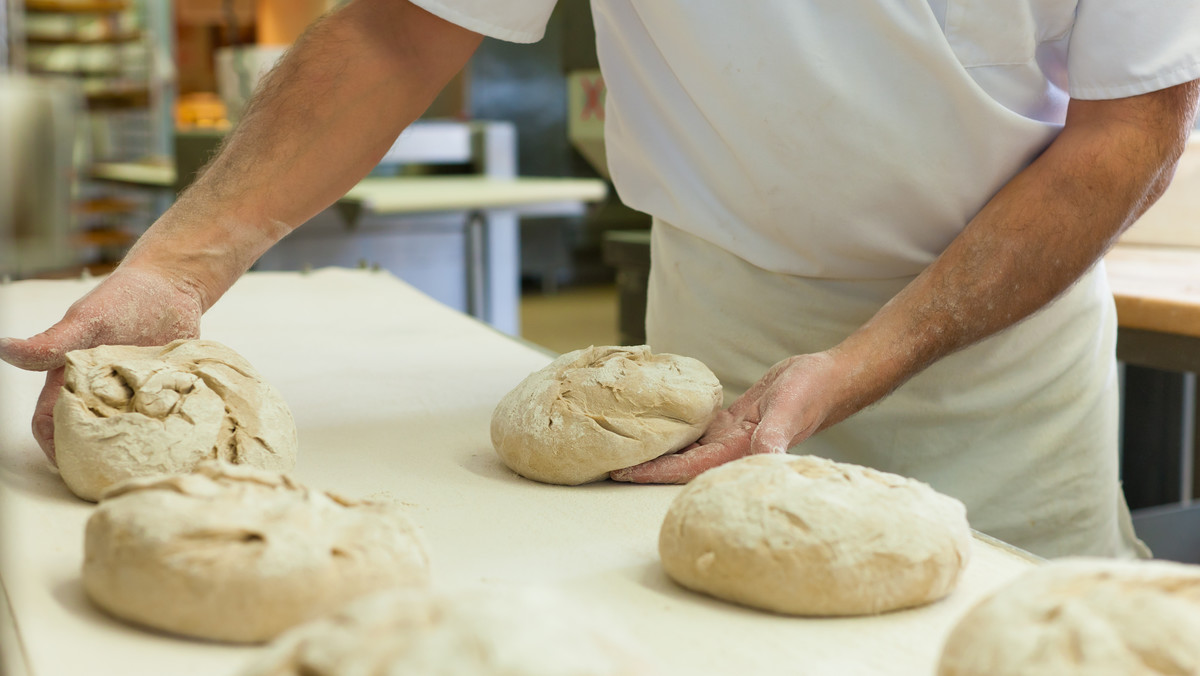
491, 345, 722, 485
55, 338, 299, 501
241, 586, 657, 676
659, 454, 971, 616
938, 558, 1200, 676
83, 462, 430, 643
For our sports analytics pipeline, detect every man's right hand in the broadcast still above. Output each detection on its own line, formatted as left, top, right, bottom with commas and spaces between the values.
0, 265, 203, 462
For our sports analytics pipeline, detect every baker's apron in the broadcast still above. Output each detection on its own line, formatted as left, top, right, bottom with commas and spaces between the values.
646, 219, 1146, 559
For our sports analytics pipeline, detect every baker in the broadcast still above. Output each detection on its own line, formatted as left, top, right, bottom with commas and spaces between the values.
2, 1, 1197, 558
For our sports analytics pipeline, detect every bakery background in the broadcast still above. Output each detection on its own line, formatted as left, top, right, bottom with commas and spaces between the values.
0, 0, 635, 335
3, 2, 1200, 675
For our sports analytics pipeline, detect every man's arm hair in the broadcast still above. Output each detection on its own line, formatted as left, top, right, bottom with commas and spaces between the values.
821, 79, 1200, 427
124, 0, 483, 310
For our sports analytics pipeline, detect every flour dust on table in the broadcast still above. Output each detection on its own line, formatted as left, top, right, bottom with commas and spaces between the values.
240, 585, 659, 676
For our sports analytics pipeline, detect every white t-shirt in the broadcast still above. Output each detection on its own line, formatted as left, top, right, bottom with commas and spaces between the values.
411, 0, 1200, 278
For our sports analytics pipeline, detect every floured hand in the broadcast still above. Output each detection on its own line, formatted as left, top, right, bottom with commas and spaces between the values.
0, 265, 203, 461
611, 352, 855, 484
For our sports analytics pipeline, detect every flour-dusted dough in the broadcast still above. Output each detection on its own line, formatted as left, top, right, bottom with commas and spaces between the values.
659, 454, 971, 616
83, 462, 430, 643
491, 345, 722, 485
241, 586, 658, 676
55, 338, 298, 501
938, 558, 1200, 676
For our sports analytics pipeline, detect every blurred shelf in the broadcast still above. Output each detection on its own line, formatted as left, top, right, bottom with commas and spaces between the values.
85, 85, 150, 110
75, 195, 140, 215
28, 262, 119, 280
24, 0, 129, 13
26, 32, 141, 44
75, 226, 135, 248
21, 0, 150, 111
29, 67, 127, 76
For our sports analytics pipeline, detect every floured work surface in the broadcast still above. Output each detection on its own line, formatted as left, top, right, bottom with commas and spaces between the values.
0, 269, 1036, 676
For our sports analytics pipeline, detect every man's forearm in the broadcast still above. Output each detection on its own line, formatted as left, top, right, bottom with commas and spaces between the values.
826, 81, 1200, 423
124, 0, 482, 310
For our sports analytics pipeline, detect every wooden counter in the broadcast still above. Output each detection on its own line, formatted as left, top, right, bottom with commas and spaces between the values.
1107, 244, 1200, 340
1106, 244, 1200, 375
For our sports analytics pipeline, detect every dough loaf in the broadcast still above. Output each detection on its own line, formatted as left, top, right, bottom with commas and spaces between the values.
241, 586, 657, 676
83, 462, 430, 643
491, 345, 722, 485
938, 558, 1200, 676
55, 338, 298, 501
659, 454, 971, 615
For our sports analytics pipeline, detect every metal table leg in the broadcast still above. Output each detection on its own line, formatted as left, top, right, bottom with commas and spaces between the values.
464, 210, 488, 321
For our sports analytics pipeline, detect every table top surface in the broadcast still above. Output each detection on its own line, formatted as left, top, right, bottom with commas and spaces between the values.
342, 176, 608, 213
90, 160, 175, 187
0, 269, 1035, 676
1106, 243, 1200, 339
89, 162, 608, 213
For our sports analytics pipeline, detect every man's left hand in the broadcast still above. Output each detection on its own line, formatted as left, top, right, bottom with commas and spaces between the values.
610, 352, 848, 483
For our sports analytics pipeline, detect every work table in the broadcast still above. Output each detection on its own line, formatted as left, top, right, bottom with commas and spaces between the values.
1106, 243, 1200, 343
1105, 239, 1200, 553
87, 162, 608, 218
0, 269, 1036, 676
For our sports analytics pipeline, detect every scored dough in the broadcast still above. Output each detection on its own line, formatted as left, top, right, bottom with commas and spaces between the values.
54, 338, 298, 501
938, 558, 1200, 676
83, 462, 430, 643
240, 586, 658, 676
490, 345, 722, 485
659, 454, 971, 616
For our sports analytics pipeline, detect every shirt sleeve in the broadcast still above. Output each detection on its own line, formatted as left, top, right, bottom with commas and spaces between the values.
1067, 0, 1200, 99
407, 0, 560, 44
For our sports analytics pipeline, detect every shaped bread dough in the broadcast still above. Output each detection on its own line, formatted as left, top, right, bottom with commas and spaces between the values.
54, 338, 298, 501
83, 462, 430, 643
938, 558, 1200, 676
491, 345, 722, 485
241, 586, 657, 676
659, 454, 971, 616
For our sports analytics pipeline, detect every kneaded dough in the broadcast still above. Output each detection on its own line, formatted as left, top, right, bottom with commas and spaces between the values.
490, 345, 722, 485
83, 462, 430, 643
938, 558, 1200, 676
659, 454, 971, 616
55, 338, 298, 501
241, 586, 657, 676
